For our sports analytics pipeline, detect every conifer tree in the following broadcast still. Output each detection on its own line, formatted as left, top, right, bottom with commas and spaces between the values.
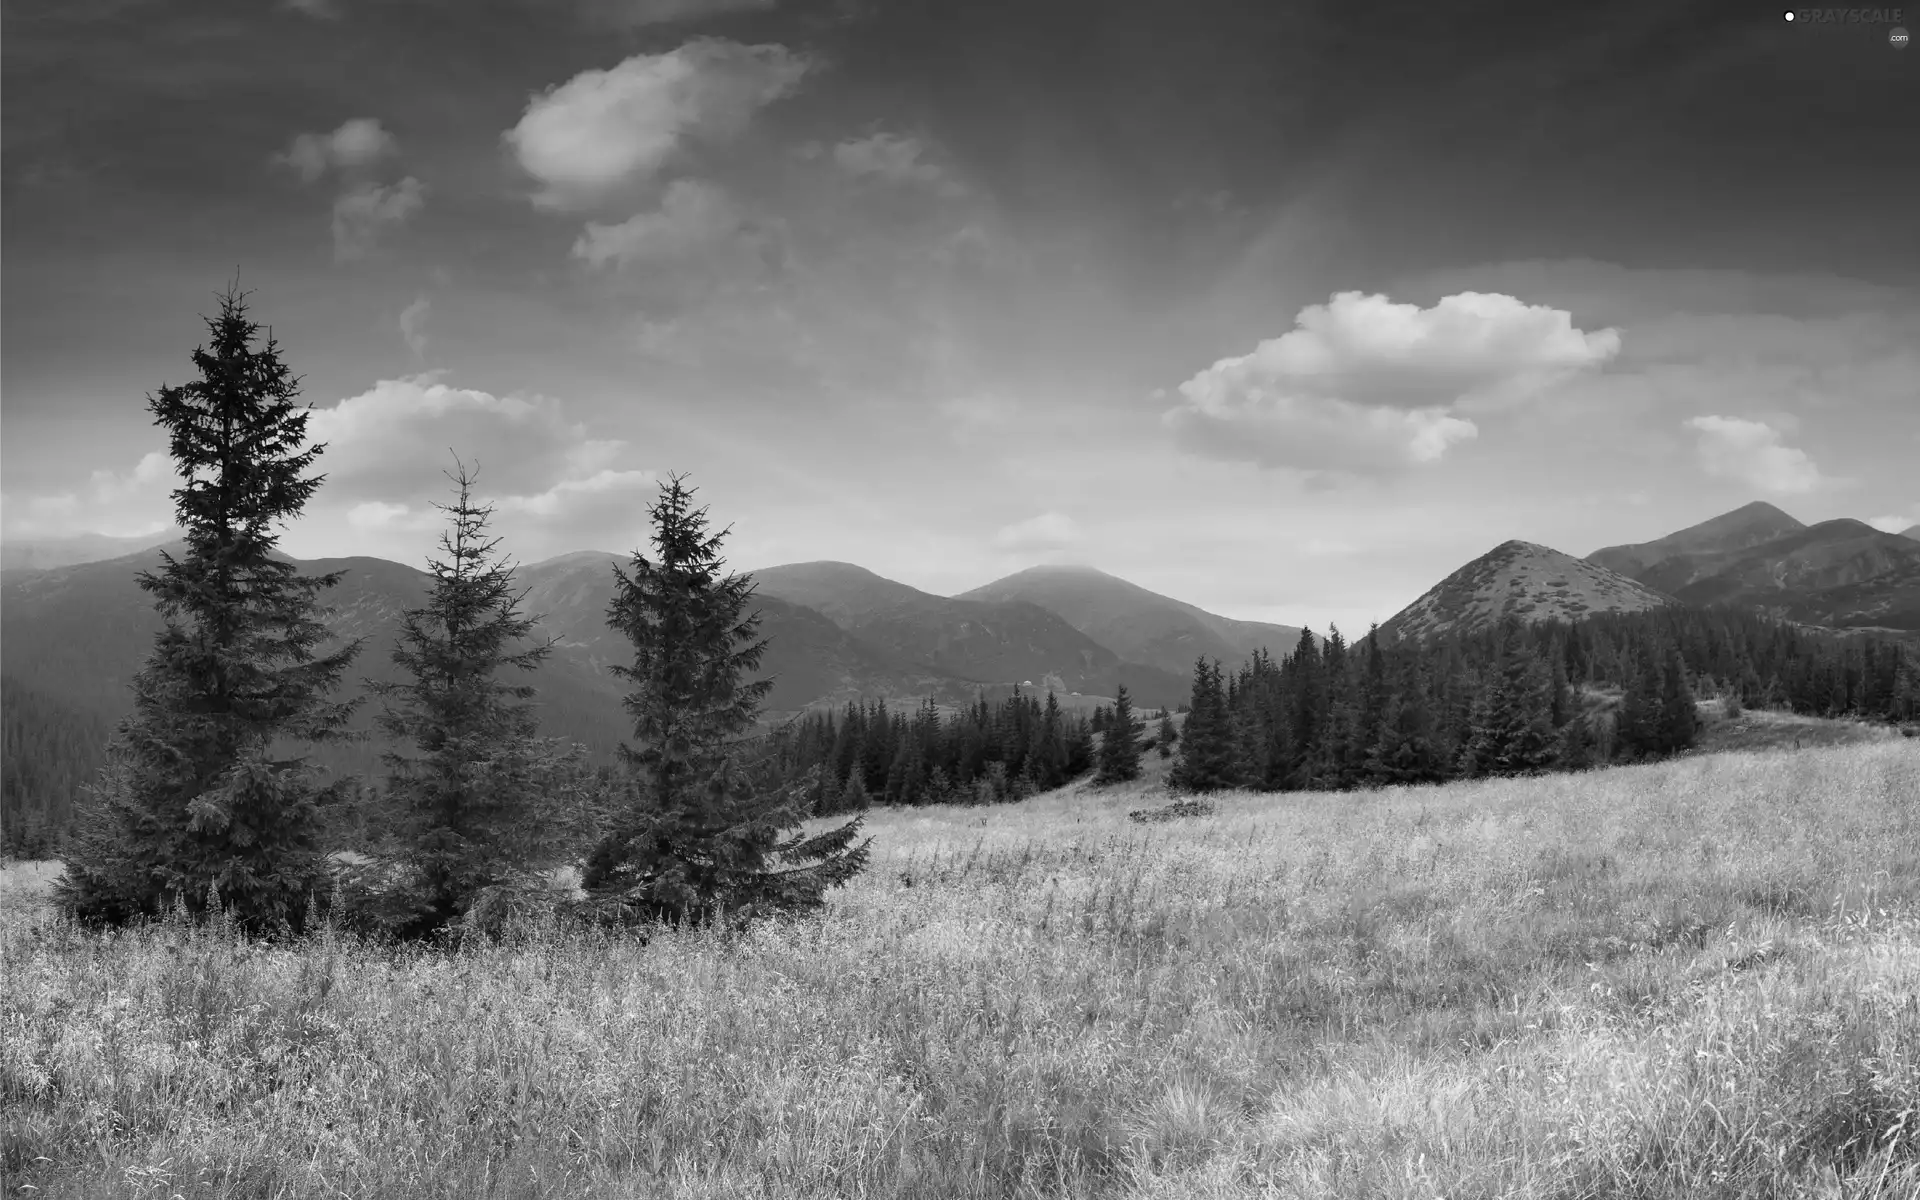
1096, 684, 1142, 783
839, 768, 871, 811
346, 459, 589, 941
579, 475, 869, 928
1156, 708, 1178, 759
1657, 647, 1699, 754
1615, 643, 1662, 760
1463, 633, 1557, 776
1169, 659, 1241, 792
55, 286, 361, 937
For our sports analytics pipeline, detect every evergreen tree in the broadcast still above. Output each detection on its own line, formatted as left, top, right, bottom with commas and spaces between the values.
55, 286, 361, 937
1463, 632, 1557, 776
1156, 708, 1177, 759
1657, 647, 1700, 754
579, 475, 869, 929
1096, 684, 1142, 783
839, 768, 871, 811
346, 460, 588, 941
1615, 643, 1662, 761
1169, 659, 1241, 792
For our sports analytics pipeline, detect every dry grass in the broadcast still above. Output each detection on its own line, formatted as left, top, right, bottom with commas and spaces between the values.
6, 741, 1920, 1199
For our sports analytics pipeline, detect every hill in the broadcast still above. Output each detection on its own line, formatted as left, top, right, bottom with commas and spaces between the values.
737, 561, 934, 626
746, 561, 1192, 707
0, 527, 183, 574
957, 564, 1307, 678
1587, 501, 1807, 592
1379, 540, 1676, 643
1902, 525, 1920, 542
0, 547, 635, 773
516, 552, 982, 718
1666, 519, 1920, 631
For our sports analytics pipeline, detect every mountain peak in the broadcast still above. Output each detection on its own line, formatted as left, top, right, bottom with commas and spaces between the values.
1381, 540, 1674, 643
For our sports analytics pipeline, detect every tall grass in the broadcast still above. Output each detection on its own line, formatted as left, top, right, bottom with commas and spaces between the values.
5, 741, 1919, 1198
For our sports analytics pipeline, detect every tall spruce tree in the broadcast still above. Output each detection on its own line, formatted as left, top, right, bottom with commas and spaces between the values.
1463, 631, 1558, 777
347, 459, 590, 941
579, 475, 869, 928
54, 286, 360, 937
1169, 658, 1241, 792
1095, 684, 1142, 783
1657, 647, 1700, 755
1156, 707, 1178, 759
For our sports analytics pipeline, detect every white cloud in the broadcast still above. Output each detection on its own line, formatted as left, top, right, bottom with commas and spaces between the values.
1866, 510, 1919, 534
504, 40, 808, 211
832, 132, 961, 194
573, 179, 743, 268
274, 118, 398, 184
1217, 290, 1621, 415
992, 511, 1083, 554
331, 177, 426, 261
1165, 388, 1478, 475
1683, 415, 1825, 495
1162, 289, 1616, 476
399, 295, 430, 359
489, 468, 660, 518
0, 452, 175, 539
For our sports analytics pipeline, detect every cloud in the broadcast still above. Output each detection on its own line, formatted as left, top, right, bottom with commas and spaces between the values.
398, 295, 431, 357
831, 132, 961, 194
1208, 290, 1622, 416
274, 118, 397, 184
573, 179, 744, 268
504, 40, 808, 211
1161, 288, 1606, 476
331, 177, 426, 261
1165, 390, 1478, 475
992, 511, 1083, 554
1, 452, 175, 539
399, 295, 430, 359
1683, 415, 1825, 495
1867, 511, 1920, 535
569, 0, 778, 29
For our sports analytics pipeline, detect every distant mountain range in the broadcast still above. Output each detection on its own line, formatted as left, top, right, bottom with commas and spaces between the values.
1380, 502, 1920, 643
1, 543, 1302, 775
0, 528, 181, 573
10, 499, 1918, 767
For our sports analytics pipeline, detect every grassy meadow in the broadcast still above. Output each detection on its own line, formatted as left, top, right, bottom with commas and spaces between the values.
5, 740, 1920, 1199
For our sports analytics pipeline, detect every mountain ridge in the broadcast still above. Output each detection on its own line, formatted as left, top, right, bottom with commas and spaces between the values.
1380, 540, 1677, 643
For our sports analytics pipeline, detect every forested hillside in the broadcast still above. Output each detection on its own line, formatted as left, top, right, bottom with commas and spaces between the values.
751, 607, 1920, 809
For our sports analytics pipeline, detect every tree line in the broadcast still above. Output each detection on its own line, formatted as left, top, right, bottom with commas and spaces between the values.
746, 606, 1920, 803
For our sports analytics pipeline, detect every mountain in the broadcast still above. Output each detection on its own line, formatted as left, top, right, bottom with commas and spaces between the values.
1663, 519, 1920, 631
516, 552, 981, 717
1587, 501, 1808, 593
737, 561, 933, 626
1902, 525, 1920, 543
957, 564, 1308, 678
0, 527, 183, 573
1380, 540, 1677, 643
747, 561, 1192, 706
0, 547, 634, 775
1588, 504, 1920, 633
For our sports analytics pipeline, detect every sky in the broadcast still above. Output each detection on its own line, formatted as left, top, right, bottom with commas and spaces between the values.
3, 0, 1918, 634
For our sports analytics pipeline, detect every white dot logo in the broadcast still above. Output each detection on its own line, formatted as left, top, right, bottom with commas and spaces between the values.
1892, 26, 1911, 48
1783, 9, 1795, 19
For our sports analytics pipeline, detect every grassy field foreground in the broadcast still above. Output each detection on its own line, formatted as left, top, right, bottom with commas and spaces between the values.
4, 743, 1920, 1199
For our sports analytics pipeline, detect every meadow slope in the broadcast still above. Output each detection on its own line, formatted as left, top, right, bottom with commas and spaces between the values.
5, 742, 1920, 1198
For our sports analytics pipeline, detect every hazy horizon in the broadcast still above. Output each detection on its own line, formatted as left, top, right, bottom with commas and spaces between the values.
5, 0, 1917, 633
